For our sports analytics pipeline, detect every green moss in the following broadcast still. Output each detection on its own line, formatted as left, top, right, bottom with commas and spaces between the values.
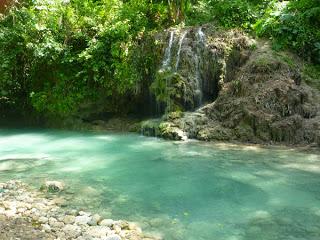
303, 64, 320, 90
151, 71, 190, 113
141, 119, 161, 137
276, 53, 295, 68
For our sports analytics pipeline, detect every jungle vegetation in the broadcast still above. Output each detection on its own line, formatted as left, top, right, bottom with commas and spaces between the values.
0, 0, 319, 117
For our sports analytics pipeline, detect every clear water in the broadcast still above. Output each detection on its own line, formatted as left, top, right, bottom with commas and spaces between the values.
1, 129, 320, 240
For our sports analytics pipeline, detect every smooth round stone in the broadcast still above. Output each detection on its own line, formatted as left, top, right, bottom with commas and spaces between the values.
62, 224, 82, 238
0, 207, 6, 214
38, 216, 48, 224
52, 221, 64, 229
63, 215, 76, 224
88, 219, 98, 226
92, 214, 102, 223
42, 224, 51, 233
79, 211, 91, 216
56, 231, 66, 239
75, 215, 92, 225
113, 225, 121, 234
100, 219, 114, 227
48, 217, 57, 224
84, 226, 110, 238
104, 234, 121, 240
5, 209, 16, 218
17, 207, 27, 214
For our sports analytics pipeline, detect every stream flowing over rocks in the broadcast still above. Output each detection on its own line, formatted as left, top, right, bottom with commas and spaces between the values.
141, 25, 320, 146
0, 180, 159, 240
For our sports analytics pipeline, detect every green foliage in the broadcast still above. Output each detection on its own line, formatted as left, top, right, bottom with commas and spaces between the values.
254, 0, 320, 63
0, 0, 318, 119
151, 71, 188, 113
208, 0, 260, 29
187, 0, 269, 29
303, 64, 320, 90
187, 0, 319, 64
0, 0, 168, 117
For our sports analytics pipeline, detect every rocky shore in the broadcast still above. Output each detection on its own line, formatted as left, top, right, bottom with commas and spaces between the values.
0, 180, 159, 240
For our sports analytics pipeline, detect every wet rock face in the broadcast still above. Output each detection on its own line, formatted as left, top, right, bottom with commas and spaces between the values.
151, 25, 252, 113
144, 40, 320, 146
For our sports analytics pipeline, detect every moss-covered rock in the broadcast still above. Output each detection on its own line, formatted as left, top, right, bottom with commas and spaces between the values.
140, 119, 162, 137
148, 39, 320, 146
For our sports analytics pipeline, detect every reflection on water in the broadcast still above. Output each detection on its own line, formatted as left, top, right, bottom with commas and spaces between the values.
0, 129, 319, 240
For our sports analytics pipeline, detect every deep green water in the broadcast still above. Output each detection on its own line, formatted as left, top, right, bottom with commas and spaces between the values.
0, 129, 320, 240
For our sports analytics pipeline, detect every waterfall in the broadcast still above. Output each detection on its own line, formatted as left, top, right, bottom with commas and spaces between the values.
161, 30, 175, 70
157, 27, 208, 111
197, 27, 206, 43
194, 28, 206, 107
175, 31, 188, 71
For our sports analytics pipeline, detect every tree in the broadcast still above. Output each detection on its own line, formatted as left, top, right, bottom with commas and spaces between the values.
167, 0, 189, 23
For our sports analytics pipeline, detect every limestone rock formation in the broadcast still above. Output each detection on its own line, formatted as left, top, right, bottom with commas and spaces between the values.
151, 25, 252, 113
142, 26, 320, 146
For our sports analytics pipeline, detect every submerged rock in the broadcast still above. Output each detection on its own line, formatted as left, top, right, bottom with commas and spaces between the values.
0, 180, 160, 240
41, 180, 65, 193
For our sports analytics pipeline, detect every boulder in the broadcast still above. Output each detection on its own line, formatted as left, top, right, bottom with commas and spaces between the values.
75, 215, 92, 225
100, 219, 114, 227
63, 215, 76, 224
41, 181, 65, 193
84, 226, 110, 238
62, 224, 82, 238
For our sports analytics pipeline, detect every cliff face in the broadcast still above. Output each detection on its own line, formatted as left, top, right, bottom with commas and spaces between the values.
150, 25, 252, 113
142, 26, 320, 146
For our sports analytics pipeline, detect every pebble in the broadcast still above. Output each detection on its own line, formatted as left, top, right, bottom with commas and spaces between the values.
63, 224, 82, 238
100, 219, 114, 227
63, 215, 76, 224
84, 226, 110, 238
75, 215, 92, 225
0, 180, 160, 240
38, 216, 48, 224
104, 234, 121, 240
42, 223, 51, 232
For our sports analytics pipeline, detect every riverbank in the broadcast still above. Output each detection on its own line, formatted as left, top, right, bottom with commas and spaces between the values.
0, 180, 159, 240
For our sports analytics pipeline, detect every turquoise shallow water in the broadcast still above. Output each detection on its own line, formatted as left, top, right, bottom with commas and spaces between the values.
0, 129, 320, 240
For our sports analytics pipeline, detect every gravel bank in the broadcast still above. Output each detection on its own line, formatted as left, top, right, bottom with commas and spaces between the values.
0, 180, 160, 240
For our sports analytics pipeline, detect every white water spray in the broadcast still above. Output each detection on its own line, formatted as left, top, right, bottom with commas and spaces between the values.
197, 27, 206, 43
161, 30, 175, 70
194, 27, 206, 106
175, 31, 188, 71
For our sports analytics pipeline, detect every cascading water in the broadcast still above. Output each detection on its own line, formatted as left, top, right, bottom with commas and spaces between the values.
175, 31, 188, 71
159, 30, 175, 112
197, 27, 206, 43
157, 28, 209, 112
194, 27, 206, 107
161, 30, 175, 70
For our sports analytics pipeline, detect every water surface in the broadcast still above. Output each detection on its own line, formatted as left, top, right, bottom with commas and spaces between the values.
0, 129, 320, 240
